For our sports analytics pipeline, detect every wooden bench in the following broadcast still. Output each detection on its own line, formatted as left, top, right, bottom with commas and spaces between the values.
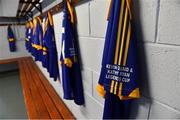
0, 57, 74, 119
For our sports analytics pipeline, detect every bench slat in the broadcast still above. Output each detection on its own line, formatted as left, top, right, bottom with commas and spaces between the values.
26, 58, 63, 119
30, 59, 75, 119
22, 60, 50, 119
19, 60, 39, 118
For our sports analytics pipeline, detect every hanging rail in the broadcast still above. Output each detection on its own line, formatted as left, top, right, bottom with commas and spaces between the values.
23, 0, 88, 21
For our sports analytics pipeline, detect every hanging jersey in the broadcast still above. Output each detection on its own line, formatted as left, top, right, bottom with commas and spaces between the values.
27, 21, 34, 54
31, 17, 43, 61
25, 22, 30, 51
97, 0, 140, 119
60, 1, 84, 105
43, 12, 59, 81
7, 25, 16, 52
97, 0, 140, 100
42, 18, 48, 68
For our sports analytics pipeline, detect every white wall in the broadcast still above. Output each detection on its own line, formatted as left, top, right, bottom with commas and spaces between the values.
0, 0, 19, 17
0, 25, 29, 60
35, 0, 180, 119
0, 0, 2, 16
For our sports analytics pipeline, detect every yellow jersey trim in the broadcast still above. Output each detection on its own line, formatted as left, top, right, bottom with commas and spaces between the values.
118, 7, 128, 65
126, 0, 132, 20
123, 21, 131, 66
114, 81, 118, 94
25, 38, 29, 41
110, 80, 115, 93
44, 18, 49, 36
48, 12, 54, 27
107, 0, 113, 20
96, 84, 105, 98
118, 83, 123, 96
64, 58, 73, 68
37, 16, 42, 26
26, 22, 30, 28
44, 12, 53, 36
42, 47, 47, 51
128, 88, 140, 98
119, 88, 140, 100
32, 44, 42, 50
114, 0, 125, 64
8, 38, 14, 42
29, 21, 33, 29
67, 1, 74, 23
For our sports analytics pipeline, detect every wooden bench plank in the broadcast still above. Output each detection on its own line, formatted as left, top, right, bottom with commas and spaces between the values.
29, 59, 75, 119
22, 60, 50, 119
18, 60, 39, 118
0, 57, 31, 64
25, 58, 63, 119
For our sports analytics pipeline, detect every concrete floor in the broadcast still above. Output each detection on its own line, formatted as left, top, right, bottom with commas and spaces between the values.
0, 70, 27, 119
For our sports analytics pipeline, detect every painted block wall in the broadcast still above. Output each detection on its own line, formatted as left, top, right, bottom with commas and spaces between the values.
0, 0, 19, 17
34, 0, 180, 119
0, 25, 29, 60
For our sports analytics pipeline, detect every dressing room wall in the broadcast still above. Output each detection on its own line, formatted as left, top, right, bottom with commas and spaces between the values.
0, 26, 29, 60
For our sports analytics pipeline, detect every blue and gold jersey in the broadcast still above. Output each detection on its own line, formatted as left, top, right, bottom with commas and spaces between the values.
7, 25, 16, 52
31, 17, 43, 61
25, 22, 30, 50
97, 0, 140, 118
60, 1, 84, 105
27, 21, 34, 53
42, 18, 48, 68
97, 0, 140, 100
43, 12, 59, 81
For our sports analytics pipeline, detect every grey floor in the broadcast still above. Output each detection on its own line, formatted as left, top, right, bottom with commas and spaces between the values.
0, 70, 27, 119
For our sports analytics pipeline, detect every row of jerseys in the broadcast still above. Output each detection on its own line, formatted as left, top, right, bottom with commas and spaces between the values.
25, 1, 85, 106
25, 12, 59, 81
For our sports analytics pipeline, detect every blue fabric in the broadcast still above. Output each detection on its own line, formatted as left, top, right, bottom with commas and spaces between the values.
97, 0, 140, 119
42, 32, 48, 69
44, 12, 59, 81
103, 92, 131, 119
60, 2, 84, 105
98, 0, 119, 87
27, 24, 33, 54
7, 26, 16, 52
31, 19, 43, 61
25, 25, 29, 50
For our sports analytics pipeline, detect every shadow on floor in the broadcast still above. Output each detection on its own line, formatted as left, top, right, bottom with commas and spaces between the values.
0, 70, 27, 119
